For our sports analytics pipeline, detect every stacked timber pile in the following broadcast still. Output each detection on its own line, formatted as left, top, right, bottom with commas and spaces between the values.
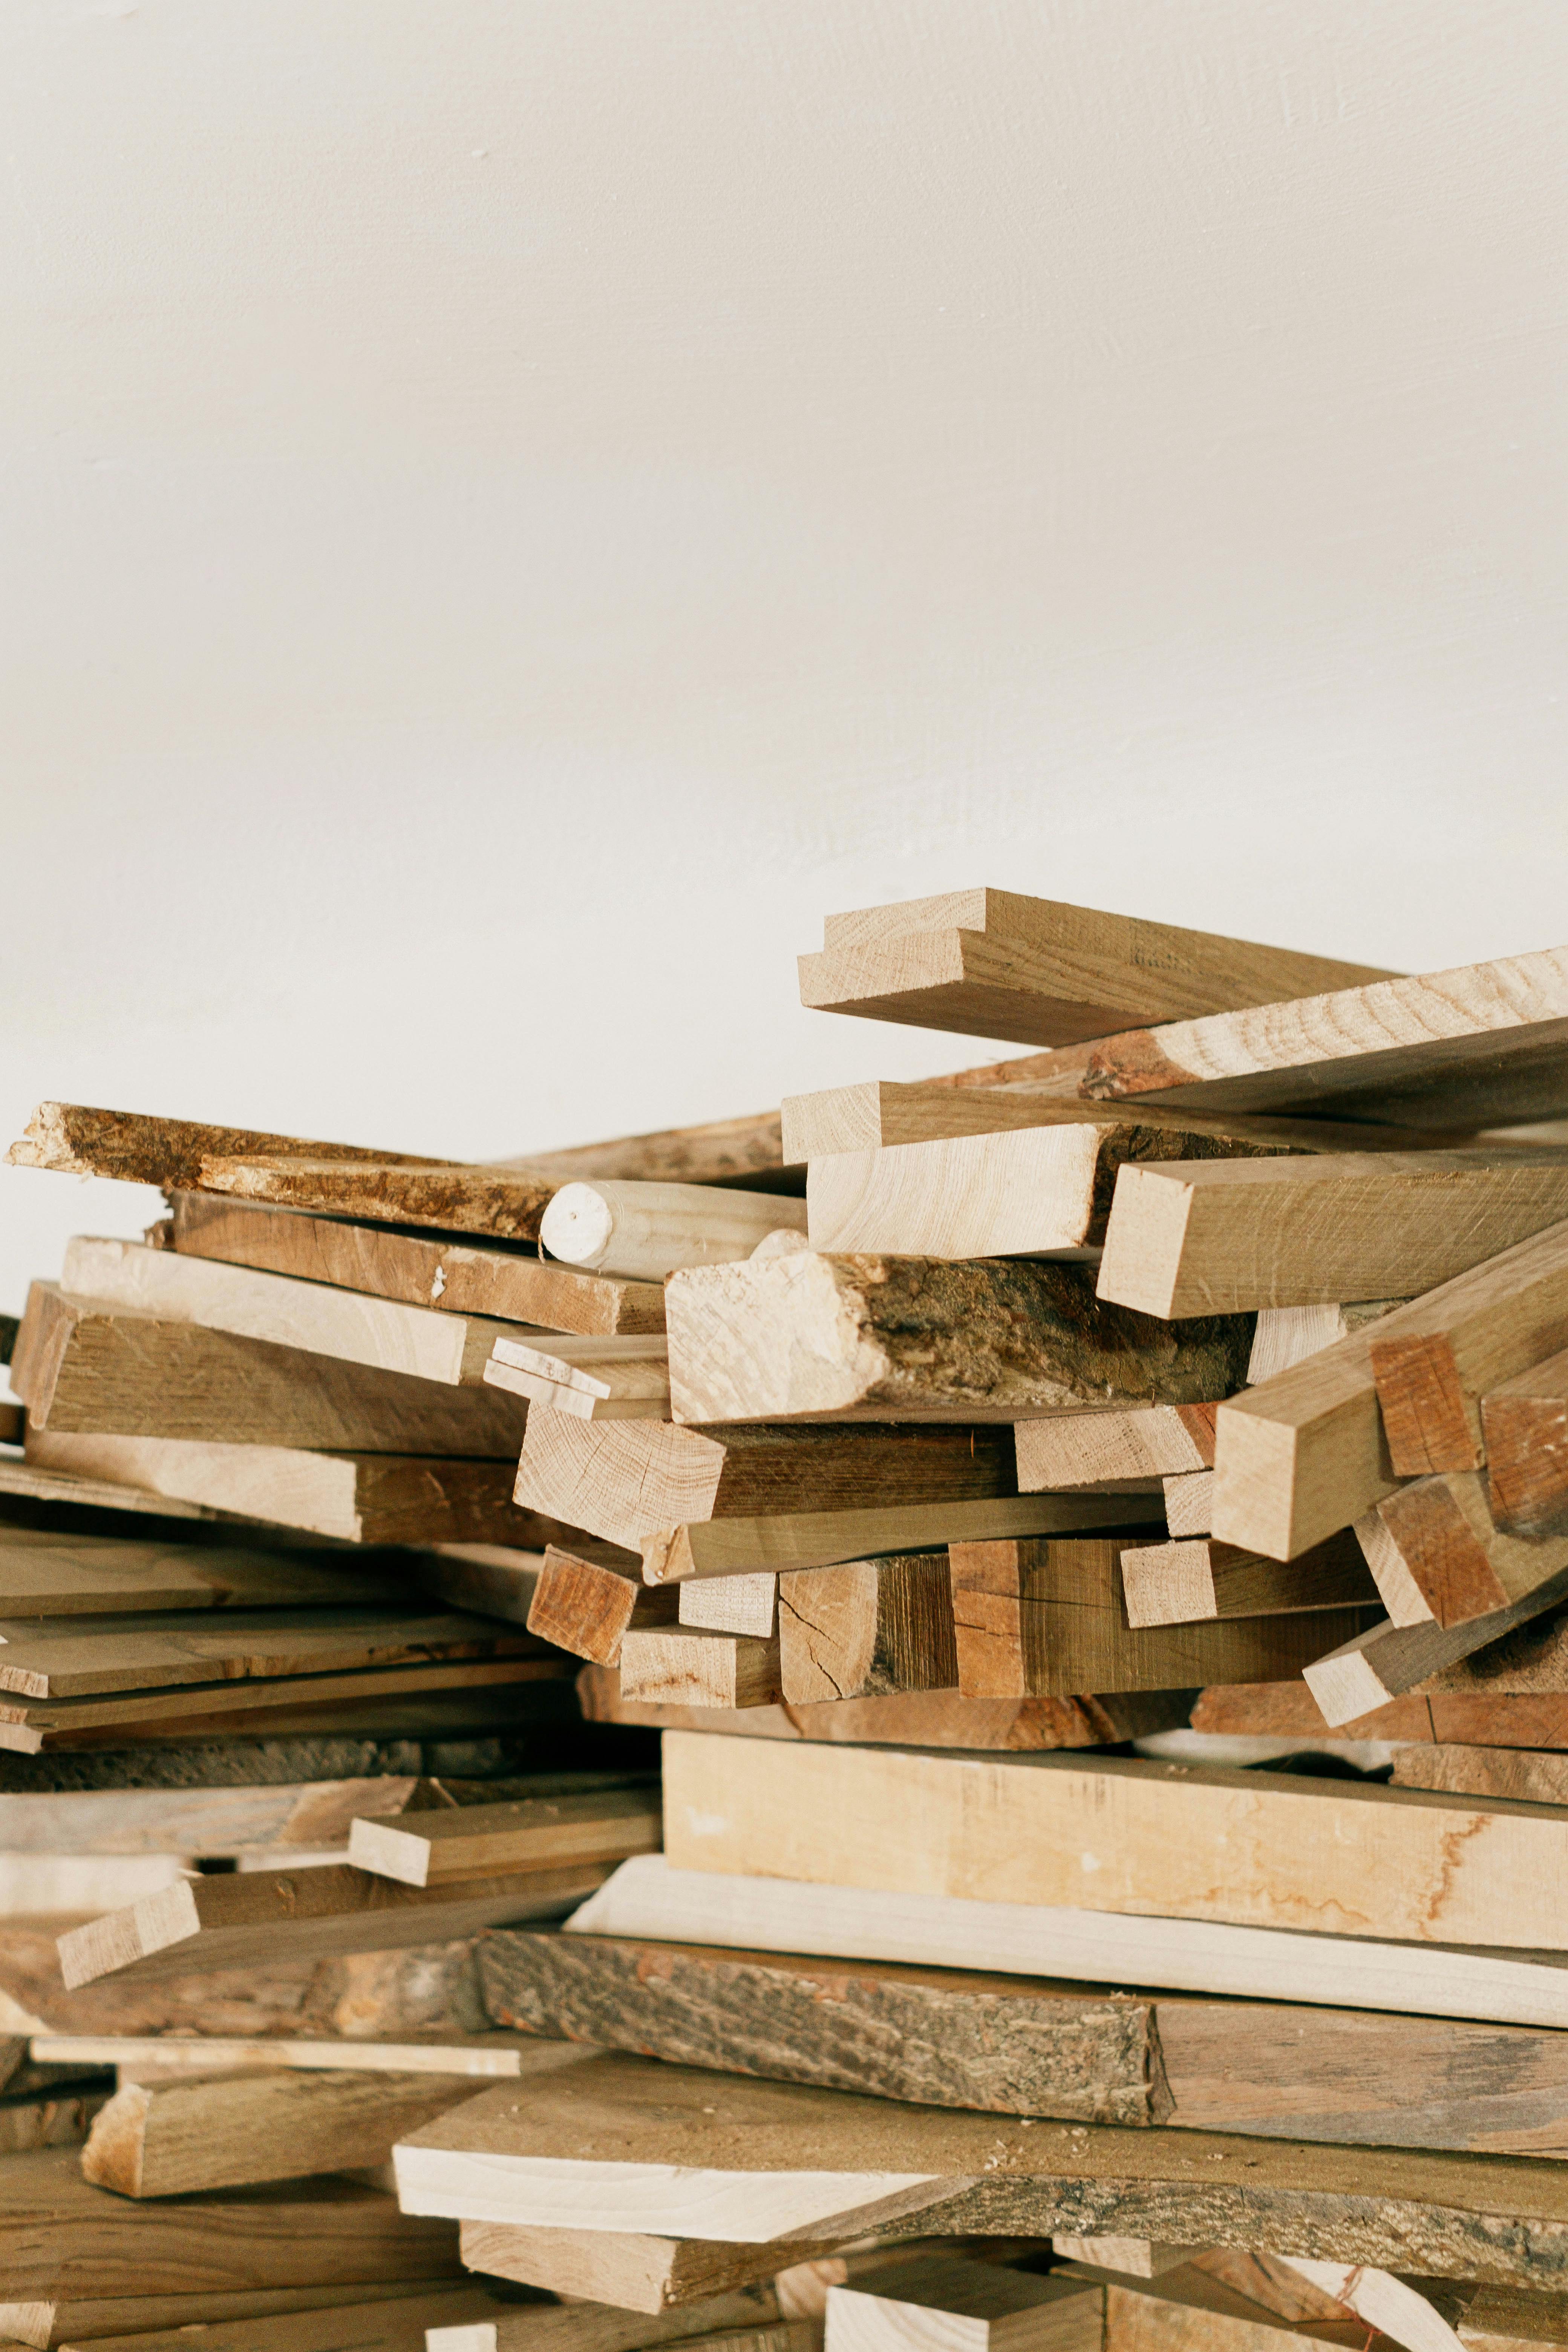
9, 893, 1568, 2350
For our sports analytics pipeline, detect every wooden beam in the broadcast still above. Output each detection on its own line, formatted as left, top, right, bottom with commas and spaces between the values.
947, 1540, 1367, 1696
0, 1453, 224, 1524
777, 1556, 957, 1703
413, 1541, 543, 1626
667, 1255, 1253, 1426
5, 1101, 437, 1190
681, 1573, 779, 1637
619, 1630, 784, 1710
0, 2282, 475, 2352
797, 891, 1393, 1049
1096, 1155, 1568, 1318
0, 1605, 539, 1699
32, 2030, 548, 2080
541, 1180, 808, 1279
1118, 1534, 1377, 1626
1305, 1594, 1568, 1727
350, 1787, 662, 1886
825, 2253, 1102, 2352
57, 1858, 615, 1988
455, 2227, 894, 2314
0, 2147, 459, 2299
570, 1853, 1568, 2030
1214, 1220, 1568, 1559
1392, 1745, 1568, 1803
660, 1733, 1568, 1951
527, 1541, 679, 1663
1081, 947, 1568, 1130
1357, 1475, 1568, 1628
643, 1498, 1165, 1587
193, 1155, 558, 1239
1015, 1409, 1215, 1491
577, 1663, 1193, 1750
24, 1427, 560, 1547
80, 2064, 523, 2195
0, 1527, 406, 1619
1484, 1348, 1568, 1537
172, 1190, 666, 1333
392, 2047, 1568, 2283
58, 1237, 516, 1386
515, 1416, 1018, 1553
1246, 1300, 1402, 1384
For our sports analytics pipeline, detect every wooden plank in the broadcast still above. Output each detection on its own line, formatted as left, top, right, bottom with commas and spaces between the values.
777, 1557, 957, 1703
619, 1630, 784, 1710
0, 1605, 538, 1699
59, 1237, 516, 1386
350, 1787, 663, 1886
31, 2031, 549, 2079
1161, 1475, 1213, 1538
171, 1190, 667, 1333
510, 1109, 790, 1186
0, 2147, 459, 2298
1015, 1410, 1215, 1491
1118, 1534, 1376, 1626
541, 1181, 808, 1279
194, 1156, 558, 1239
11, 1283, 530, 1455
1193, 1674, 1568, 1751
947, 1540, 1367, 1696
0, 1457, 222, 1524
516, 1418, 1018, 1553
1358, 1475, 1568, 1628
577, 1664, 1191, 1750
528, 1541, 678, 1664
681, 1574, 779, 1637
57, 1858, 616, 1988
1081, 948, 1568, 1130
569, 1854, 1568, 2030
1305, 1594, 1568, 1727
797, 891, 1393, 1049
5, 1102, 436, 1190
24, 1428, 556, 1547
412, 1541, 543, 1626
391, 2048, 1568, 2283
1096, 1155, 1568, 1318
1246, 1301, 1402, 1384
0, 1528, 404, 1620
456, 2228, 882, 2314
805, 1127, 1296, 1263
0, 2283, 464, 2352
61, 2288, 506, 2352
1484, 1348, 1568, 1537
436, 2315, 820, 2352
79, 2057, 576, 2195
825, 2254, 1102, 2352
1392, 1746, 1568, 1804
660, 1733, 1568, 1951
1098, 2279, 1356, 2352
667, 1256, 1254, 1427
0, 1775, 427, 1856
487, 1346, 671, 1422
1453, 2286, 1568, 2351
1214, 1221, 1568, 1559
643, 1497, 1165, 1587
19, 1676, 582, 1751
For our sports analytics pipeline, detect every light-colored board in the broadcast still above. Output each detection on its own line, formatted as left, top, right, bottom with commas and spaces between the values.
0, 2147, 459, 2298
0, 1528, 403, 1620
0, 1775, 424, 1856
642, 1497, 1165, 1586
947, 1540, 1366, 1696
1303, 1595, 1568, 1727
1015, 1410, 1216, 1490
486, 1348, 671, 1422
5, 1102, 435, 1190
527, 1542, 678, 1664
682, 1573, 779, 1638
57, 1858, 615, 1988
1214, 1220, 1568, 1559
170, 1190, 666, 1334
661, 1733, 1568, 1951
667, 1254, 1254, 1426
514, 1417, 1017, 1554
0, 1457, 219, 1523
58, 1236, 516, 1386
350, 1787, 663, 1886
568, 1853, 1568, 2030
0, 2282, 463, 2352
805, 1127, 1294, 1263
1161, 1475, 1214, 1539
454, 2230, 910, 2318
577, 1663, 1191, 1751
825, 2255, 1102, 2352
1192, 1675, 1568, 1750
60, 2287, 507, 2352
1098, 1154, 1568, 1318
0, 1607, 537, 1698
1357, 1475, 1568, 1628
411, 1542, 544, 1626
1081, 947, 1568, 1130
506, 1107, 790, 1187
30, 2032, 548, 2080
194, 1155, 558, 1239
1119, 1533, 1376, 1626
1245, 1300, 1403, 1385
25, 1427, 558, 1547
541, 1181, 808, 1279
1094, 2278, 1349, 2352
1392, 1746, 1568, 1805
777, 1557, 956, 1703
392, 2047, 1568, 2283
1485, 1349, 1568, 1538
619, 1631, 784, 1710
11, 1282, 529, 1455
798, 891, 1393, 1050
432, 2312, 821, 2352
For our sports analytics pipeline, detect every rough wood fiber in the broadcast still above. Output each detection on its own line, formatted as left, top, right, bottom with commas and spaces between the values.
1483, 1349, 1568, 1537
798, 892, 1393, 1049
391, 2048, 1568, 2283
1095, 1154, 1568, 1318
667, 1254, 1253, 1425
946, 1540, 1367, 1696
514, 1417, 1017, 1553
1118, 1533, 1376, 1626
172, 1191, 666, 1334
660, 1733, 1568, 1950
1015, 1409, 1217, 1490
777, 1556, 958, 1702
1081, 948, 1568, 1129
527, 1541, 679, 1663
195, 1155, 559, 1238
5, 1103, 436, 1190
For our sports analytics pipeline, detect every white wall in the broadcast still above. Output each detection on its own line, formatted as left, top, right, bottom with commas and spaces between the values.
4, 0, 1567, 1318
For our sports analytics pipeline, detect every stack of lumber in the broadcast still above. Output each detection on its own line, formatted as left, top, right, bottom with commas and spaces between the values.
15, 895, 1568, 2347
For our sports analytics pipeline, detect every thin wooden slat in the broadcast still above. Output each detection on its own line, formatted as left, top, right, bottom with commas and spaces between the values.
196, 1156, 559, 1239
1356, 1475, 1568, 1629
61, 2286, 506, 2352
0, 1607, 539, 1700
1015, 1409, 1216, 1491
0, 1528, 403, 1619
349, 1787, 662, 1887
1118, 1533, 1376, 1626
1483, 1348, 1568, 1537
5, 1103, 435, 1189
0, 2282, 462, 2352
642, 1496, 1166, 1586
